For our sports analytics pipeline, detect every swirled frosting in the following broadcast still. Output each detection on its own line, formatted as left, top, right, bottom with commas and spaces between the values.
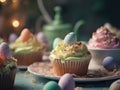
88, 27, 120, 49
10, 29, 44, 53
49, 41, 91, 62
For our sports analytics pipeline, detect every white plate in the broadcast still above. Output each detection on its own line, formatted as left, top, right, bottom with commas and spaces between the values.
17, 66, 28, 71
27, 62, 120, 82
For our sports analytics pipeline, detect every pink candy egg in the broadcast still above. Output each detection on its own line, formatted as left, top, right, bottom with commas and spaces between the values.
109, 79, 120, 90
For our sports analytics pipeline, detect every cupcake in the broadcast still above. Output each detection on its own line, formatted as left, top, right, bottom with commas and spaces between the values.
104, 23, 120, 39
88, 26, 120, 70
0, 42, 17, 90
49, 32, 91, 76
10, 28, 44, 66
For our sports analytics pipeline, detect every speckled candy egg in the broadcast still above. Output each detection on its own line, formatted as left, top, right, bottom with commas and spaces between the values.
102, 56, 117, 71
109, 79, 120, 90
43, 81, 61, 90
9, 33, 18, 43
53, 37, 62, 49
58, 73, 75, 90
64, 32, 77, 45
0, 42, 11, 60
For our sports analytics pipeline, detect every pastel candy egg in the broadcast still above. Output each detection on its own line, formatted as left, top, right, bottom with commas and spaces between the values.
9, 33, 18, 43
64, 32, 77, 45
109, 79, 120, 90
36, 32, 48, 44
58, 73, 75, 90
19, 28, 32, 42
43, 81, 61, 90
102, 56, 117, 71
53, 37, 62, 49
0, 42, 11, 60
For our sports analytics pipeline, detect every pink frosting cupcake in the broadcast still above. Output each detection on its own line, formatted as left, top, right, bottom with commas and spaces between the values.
88, 26, 120, 71
88, 26, 120, 49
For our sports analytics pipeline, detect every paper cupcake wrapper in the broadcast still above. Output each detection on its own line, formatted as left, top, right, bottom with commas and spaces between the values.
0, 68, 16, 90
13, 51, 43, 66
52, 59, 90, 76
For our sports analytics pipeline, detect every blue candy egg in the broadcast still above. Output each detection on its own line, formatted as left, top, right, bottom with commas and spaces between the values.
64, 32, 77, 45
0, 42, 11, 60
109, 79, 120, 90
43, 81, 61, 90
53, 37, 62, 49
58, 73, 75, 90
9, 33, 18, 43
102, 56, 117, 71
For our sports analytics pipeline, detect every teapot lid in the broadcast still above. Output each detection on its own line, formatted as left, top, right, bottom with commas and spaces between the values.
43, 6, 72, 31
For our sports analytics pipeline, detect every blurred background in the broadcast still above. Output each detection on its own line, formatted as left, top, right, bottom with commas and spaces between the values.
0, 0, 120, 42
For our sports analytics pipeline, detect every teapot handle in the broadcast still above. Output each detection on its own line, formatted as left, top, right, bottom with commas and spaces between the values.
73, 20, 85, 34
37, 0, 52, 23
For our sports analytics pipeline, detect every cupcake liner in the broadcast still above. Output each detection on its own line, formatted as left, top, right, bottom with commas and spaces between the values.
13, 51, 43, 66
51, 59, 90, 76
0, 68, 16, 90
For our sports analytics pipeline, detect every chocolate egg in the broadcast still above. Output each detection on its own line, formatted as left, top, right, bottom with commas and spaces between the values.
53, 37, 62, 49
43, 81, 61, 90
64, 32, 77, 45
9, 33, 18, 43
109, 79, 120, 90
102, 56, 117, 71
58, 73, 75, 90
0, 42, 11, 60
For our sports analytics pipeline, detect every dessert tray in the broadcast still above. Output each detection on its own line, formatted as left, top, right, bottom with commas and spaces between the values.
27, 61, 120, 83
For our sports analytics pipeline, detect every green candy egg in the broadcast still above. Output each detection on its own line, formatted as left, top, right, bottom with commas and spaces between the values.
53, 37, 62, 49
43, 81, 61, 90
64, 32, 77, 45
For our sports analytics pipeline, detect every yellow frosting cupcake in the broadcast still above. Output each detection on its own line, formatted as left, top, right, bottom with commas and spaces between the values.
49, 32, 91, 76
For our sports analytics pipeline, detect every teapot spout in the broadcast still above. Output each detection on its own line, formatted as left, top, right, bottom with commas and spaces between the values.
73, 20, 85, 34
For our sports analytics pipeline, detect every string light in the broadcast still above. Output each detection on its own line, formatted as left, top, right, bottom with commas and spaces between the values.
12, 20, 20, 28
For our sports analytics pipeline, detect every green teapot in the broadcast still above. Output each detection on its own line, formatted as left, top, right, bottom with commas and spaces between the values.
37, 0, 84, 50
43, 7, 84, 50
43, 6, 84, 50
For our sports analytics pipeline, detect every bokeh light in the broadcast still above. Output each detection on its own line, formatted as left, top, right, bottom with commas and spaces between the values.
12, 20, 20, 28
0, 0, 6, 3
12, 0, 17, 3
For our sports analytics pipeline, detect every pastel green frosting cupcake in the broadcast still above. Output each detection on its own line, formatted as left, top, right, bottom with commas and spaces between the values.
50, 41, 91, 62
10, 37, 43, 53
